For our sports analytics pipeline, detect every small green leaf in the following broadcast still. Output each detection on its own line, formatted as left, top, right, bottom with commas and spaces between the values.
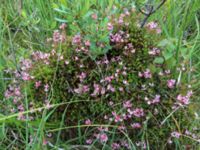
154, 57, 164, 64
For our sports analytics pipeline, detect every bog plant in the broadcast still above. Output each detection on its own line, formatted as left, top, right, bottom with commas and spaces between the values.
1, 4, 199, 150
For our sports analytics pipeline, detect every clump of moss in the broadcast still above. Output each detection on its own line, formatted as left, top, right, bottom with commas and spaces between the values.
3, 10, 196, 149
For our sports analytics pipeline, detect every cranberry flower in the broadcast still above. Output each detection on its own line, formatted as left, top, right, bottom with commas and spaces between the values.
167, 79, 176, 89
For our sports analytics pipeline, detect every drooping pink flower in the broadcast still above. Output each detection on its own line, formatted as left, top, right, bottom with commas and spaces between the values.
35, 81, 41, 89
97, 133, 108, 143
53, 30, 61, 42
131, 123, 141, 129
133, 108, 144, 118
20, 59, 32, 70
44, 84, 49, 92
112, 111, 123, 123
123, 100, 132, 108
109, 101, 114, 106
149, 95, 161, 104
91, 13, 98, 20
171, 131, 181, 138
119, 87, 124, 92
14, 87, 21, 96
123, 80, 129, 85
18, 104, 24, 111
43, 139, 48, 145
65, 60, 69, 65
112, 142, 120, 150
72, 34, 81, 45
107, 23, 113, 31
118, 125, 126, 130
187, 90, 193, 97
85, 119, 92, 125
98, 126, 108, 132
147, 21, 158, 29
167, 79, 176, 89
59, 23, 67, 30
148, 47, 160, 55
118, 14, 125, 25
86, 139, 93, 144
74, 84, 90, 94
107, 84, 115, 92
143, 69, 152, 79
138, 72, 143, 77
120, 140, 130, 149
84, 40, 91, 47
78, 72, 87, 82
110, 33, 123, 43
18, 112, 25, 120
176, 93, 191, 106
156, 28, 162, 34
91, 83, 101, 97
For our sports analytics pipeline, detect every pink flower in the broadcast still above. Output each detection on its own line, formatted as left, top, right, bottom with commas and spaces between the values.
121, 140, 130, 149
43, 139, 48, 145
86, 139, 93, 144
14, 88, 21, 96
119, 87, 124, 92
53, 30, 61, 42
112, 112, 123, 123
109, 101, 114, 106
107, 84, 115, 92
171, 131, 181, 138
131, 123, 141, 129
167, 79, 176, 89
150, 95, 161, 104
91, 13, 98, 20
143, 69, 152, 79
147, 21, 158, 29
72, 34, 81, 45
74, 84, 90, 94
98, 133, 108, 143
21, 72, 31, 81
104, 76, 114, 82
78, 72, 87, 82
35, 81, 41, 88
107, 23, 113, 31
85, 119, 92, 125
18, 104, 24, 111
101, 87, 106, 95
84, 40, 91, 47
110, 33, 122, 43
123, 80, 129, 85
138, 72, 143, 77
44, 84, 49, 92
118, 125, 126, 130
65, 60, 69, 65
133, 108, 144, 118
91, 84, 101, 96
148, 47, 160, 55
187, 90, 193, 97
176, 93, 191, 106
59, 23, 67, 30
156, 28, 162, 34
123, 100, 132, 108
112, 143, 120, 150
20, 59, 32, 70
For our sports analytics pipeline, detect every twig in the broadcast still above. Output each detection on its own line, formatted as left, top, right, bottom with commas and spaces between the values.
140, 0, 167, 28
160, 106, 180, 125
